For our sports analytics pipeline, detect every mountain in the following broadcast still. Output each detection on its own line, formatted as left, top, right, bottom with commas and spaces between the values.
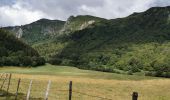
49, 6, 170, 77
2, 6, 170, 77
32, 15, 106, 59
0, 29, 45, 66
60, 15, 107, 35
3, 19, 65, 44
2, 15, 106, 44
2, 15, 106, 59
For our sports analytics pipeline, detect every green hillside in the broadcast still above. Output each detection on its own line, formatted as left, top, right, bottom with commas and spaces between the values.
60, 15, 107, 35
50, 6, 170, 77
0, 29, 45, 66
2, 15, 106, 59
33, 15, 106, 59
2, 6, 170, 77
3, 19, 65, 44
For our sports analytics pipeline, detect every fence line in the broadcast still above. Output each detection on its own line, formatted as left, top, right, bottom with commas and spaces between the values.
72, 90, 113, 100
6, 73, 12, 95
0, 73, 139, 100
0, 73, 8, 90
15, 78, 21, 100
26, 80, 32, 100
45, 80, 51, 100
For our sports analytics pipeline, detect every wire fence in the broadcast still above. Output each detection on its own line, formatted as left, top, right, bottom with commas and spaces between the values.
0, 73, 138, 100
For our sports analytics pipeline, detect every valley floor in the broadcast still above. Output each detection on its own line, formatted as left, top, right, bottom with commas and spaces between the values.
0, 64, 169, 100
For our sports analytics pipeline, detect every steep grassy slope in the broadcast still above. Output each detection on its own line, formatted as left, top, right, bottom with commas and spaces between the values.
50, 6, 170, 77
0, 29, 45, 66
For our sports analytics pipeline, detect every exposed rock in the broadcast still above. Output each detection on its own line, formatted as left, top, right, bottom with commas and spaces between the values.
80, 20, 95, 30
16, 28, 23, 38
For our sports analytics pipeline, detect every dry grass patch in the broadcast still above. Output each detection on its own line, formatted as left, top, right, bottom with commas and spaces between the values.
0, 74, 168, 100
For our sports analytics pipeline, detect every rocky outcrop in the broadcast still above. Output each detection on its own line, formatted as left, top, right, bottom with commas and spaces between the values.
80, 20, 95, 30
16, 28, 23, 38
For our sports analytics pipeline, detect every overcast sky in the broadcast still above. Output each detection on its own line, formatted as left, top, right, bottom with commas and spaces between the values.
0, 0, 170, 27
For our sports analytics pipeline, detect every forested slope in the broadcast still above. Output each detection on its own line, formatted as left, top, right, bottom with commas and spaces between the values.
0, 29, 45, 66
50, 6, 170, 77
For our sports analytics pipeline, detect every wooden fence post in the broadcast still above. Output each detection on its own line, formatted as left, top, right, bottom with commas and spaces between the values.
0, 73, 8, 90
44, 80, 51, 100
69, 81, 72, 100
132, 92, 138, 100
6, 73, 12, 95
15, 78, 21, 100
0, 73, 4, 79
26, 80, 32, 100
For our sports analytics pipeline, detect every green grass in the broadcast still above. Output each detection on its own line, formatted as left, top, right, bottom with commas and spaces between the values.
0, 64, 157, 80
0, 64, 169, 100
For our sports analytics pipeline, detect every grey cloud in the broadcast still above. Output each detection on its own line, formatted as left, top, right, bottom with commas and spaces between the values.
152, 0, 170, 7
1, 0, 170, 26
20, 0, 105, 19
0, 0, 16, 6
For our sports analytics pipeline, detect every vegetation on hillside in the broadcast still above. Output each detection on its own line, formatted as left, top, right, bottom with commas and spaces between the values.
3, 19, 65, 44
2, 15, 106, 60
32, 41, 68, 60
2, 7, 170, 78
60, 15, 107, 35
50, 6, 170, 78
0, 29, 45, 66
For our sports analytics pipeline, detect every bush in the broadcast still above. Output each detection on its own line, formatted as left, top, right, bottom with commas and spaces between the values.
32, 56, 46, 66
0, 56, 45, 67
48, 58, 62, 65
22, 56, 32, 66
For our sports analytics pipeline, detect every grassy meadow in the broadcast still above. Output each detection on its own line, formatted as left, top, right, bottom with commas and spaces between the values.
0, 64, 169, 100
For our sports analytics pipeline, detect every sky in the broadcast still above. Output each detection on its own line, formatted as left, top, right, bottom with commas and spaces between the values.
0, 0, 170, 27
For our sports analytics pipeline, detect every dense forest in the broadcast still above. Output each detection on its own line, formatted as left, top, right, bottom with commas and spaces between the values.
0, 29, 45, 67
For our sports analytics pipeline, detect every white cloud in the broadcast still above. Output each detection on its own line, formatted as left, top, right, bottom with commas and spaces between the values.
0, 0, 51, 27
1, 0, 170, 26
78, 0, 155, 19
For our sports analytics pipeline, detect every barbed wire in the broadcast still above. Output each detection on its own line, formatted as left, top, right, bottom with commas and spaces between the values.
0, 73, 135, 100
0, 81, 114, 100
72, 90, 113, 100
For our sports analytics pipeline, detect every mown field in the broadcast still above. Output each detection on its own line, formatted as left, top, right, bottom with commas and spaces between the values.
0, 64, 170, 100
